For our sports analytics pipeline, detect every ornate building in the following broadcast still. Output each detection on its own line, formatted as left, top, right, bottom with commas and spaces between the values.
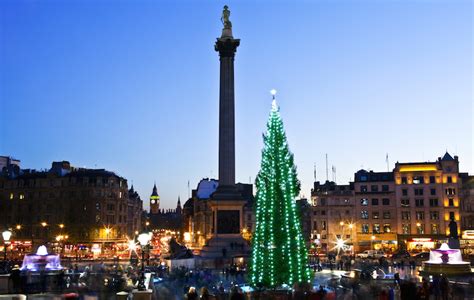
182, 178, 255, 248
0, 159, 142, 246
147, 184, 182, 231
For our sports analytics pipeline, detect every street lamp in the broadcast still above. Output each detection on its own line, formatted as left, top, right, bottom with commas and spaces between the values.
137, 232, 151, 291
2, 230, 12, 261
371, 235, 376, 250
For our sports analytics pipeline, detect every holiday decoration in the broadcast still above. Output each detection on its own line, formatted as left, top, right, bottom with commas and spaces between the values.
250, 91, 312, 288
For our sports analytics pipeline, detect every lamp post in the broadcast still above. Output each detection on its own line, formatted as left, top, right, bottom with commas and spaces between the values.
371, 235, 376, 250
2, 230, 12, 261
137, 232, 151, 291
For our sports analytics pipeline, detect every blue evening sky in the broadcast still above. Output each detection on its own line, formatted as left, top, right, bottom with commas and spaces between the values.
1, 0, 472, 210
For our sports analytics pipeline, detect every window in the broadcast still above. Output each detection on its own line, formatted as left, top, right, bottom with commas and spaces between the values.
417, 224, 425, 234
383, 211, 391, 219
360, 185, 368, 192
360, 175, 368, 182
416, 211, 425, 220
430, 211, 439, 220
429, 176, 435, 184
402, 189, 408, 196
19, 193, 24, 199
313, 211, 318, 216
445, 188, 456, 196
382, 198, 390, 205
449, 212, 455, 220
382, 185, 389, 192
361, 211, 369, 219
414, 188, 424, 196
322, 221, 327, 230
313, 221, 317, 230
431, 224, 439, 234
321, 210, 326, 216
430, 189, 436, 196
429, 198, 439, 207
362, 224, 369, 233
107, 204, 115, 211
448, 198, 454, 207
371, 185, 379, 192
413, 176, 424, 184
360, 199, 368, 206
320, 199, 326, 206
9, 193, 13, 200
383, 224, 391, 233
401, 177, 408, 184
401, 211, 411, 220
373, 224, 380, 234
447, 176, 452, 183
372, 198, 379, 205
373, 212, 379, 219
401, 199, 410, 207
415, 199, 424, 207
402, 224, 411, 234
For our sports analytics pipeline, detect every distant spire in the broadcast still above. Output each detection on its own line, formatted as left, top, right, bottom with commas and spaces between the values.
177, 196, 181, 208
151, 183, 159, 196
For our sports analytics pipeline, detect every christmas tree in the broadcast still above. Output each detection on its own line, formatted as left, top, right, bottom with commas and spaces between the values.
250, 91, 312, 288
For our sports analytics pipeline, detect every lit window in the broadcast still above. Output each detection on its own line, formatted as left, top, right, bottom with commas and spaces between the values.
9, 193, 13, 199
383, 224, 391, 233
402, 224, 410, 234
362, 224, 369, 233
373, 224, 380, 233
361, 211, 369, 219
360, 199, 368, 206
19, 194, 24, 200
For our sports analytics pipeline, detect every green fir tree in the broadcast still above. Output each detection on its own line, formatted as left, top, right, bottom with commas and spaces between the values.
250, 93, 313, 288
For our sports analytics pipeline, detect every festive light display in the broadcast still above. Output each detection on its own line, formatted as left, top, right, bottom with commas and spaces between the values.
250, 93, 312, 288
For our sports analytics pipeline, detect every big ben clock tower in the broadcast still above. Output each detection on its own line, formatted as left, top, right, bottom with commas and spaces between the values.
150, 183, 160, 214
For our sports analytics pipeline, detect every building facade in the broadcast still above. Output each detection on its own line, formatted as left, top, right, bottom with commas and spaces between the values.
393, 153, 461, 252
309, 152, 471, 254
310, 181, 355, 254
353, 170, 397, 252
0, 160, 142, 247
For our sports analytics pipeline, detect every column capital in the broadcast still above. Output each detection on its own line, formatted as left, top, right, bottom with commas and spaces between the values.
215, 37, 240, 58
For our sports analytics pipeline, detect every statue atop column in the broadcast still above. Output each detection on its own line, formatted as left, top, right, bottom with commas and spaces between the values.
221, 5, 232, 29
220, 5, 233, 38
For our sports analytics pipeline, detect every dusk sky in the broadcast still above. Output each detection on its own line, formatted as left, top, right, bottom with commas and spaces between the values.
1, 1, 472, 210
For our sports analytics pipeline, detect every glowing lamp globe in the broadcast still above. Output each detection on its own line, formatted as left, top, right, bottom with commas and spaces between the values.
2, 230, 12, 242
138, 232, 151, 246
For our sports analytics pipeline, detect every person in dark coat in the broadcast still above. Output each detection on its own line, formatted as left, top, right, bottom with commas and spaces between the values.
10, 264, 21, 293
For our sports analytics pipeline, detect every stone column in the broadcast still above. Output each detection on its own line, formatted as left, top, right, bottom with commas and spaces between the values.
215, 37, 240, 186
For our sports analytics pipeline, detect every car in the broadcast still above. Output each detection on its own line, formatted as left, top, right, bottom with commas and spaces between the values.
391, 250, 411, 260
356, 250, 385, 259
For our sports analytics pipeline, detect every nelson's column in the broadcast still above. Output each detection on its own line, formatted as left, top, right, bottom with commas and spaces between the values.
200, 6, 249, 263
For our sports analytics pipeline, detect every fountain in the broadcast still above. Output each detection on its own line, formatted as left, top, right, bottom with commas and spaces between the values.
20, 245, 62, 271
421, 243, 471, 275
